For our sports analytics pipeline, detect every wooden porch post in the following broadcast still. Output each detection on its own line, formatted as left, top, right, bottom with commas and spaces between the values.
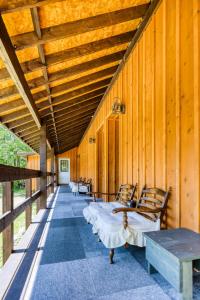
51, 147, 55, 193
25, 178, 32, 228
2, 182, 13, 264
36, 177, 40, 212
40, 124, 47, 209
55, 156, 59, 186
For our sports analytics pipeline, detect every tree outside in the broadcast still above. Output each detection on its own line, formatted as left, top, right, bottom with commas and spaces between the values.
0, 125, 34, 268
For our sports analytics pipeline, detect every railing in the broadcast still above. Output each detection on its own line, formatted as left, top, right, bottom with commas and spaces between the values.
0, 164, 56, 266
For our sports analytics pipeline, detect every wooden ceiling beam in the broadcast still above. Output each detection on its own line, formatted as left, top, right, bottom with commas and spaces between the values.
46, 103, 98, 126
37, 78, 110, 111
40, 89, 105, 118
13, 121, 36, 134
50, 120, 90, 138
11, 4, 149, 50
1, 109, 30, 124
0, 15, 41, 129
0, 31, 133, 82
6, 116, 33, 130
58, 135, 84, 149
56, 128, 87, 141
18, 129, 40, 139
0, 0, 65, 13
0, 66, 116, 115
14, 125, 38, 136
29, 51, 123, 90
56, 141, 80, 154
48, 107, 95, 129
56, 132, 86, 145
49, 114, 92, 133
0, 51, 123, 101
0, 91, 102, 124
44, 99, 100, 123
31, 6, 59, 146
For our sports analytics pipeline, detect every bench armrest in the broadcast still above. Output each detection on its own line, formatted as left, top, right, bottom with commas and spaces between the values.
87, 192, 117, 196
112, 207, 163, 214
112, 207, 164, 228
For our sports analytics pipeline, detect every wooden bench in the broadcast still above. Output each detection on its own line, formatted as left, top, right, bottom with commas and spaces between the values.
84, 186, 169, 263
144, 228, 200, 300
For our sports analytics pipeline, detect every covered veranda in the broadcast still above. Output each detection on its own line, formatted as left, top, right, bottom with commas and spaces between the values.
0, 0, 200, 299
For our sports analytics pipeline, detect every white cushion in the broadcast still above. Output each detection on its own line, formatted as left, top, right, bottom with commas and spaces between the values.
83, 203, 160, 249
79, 185, 89, 193
83, 202, 124, 225
71, 184, 78, 193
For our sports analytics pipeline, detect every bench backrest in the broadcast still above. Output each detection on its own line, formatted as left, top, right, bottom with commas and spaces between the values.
137, 186, 170, 222
115, 184, 137, 206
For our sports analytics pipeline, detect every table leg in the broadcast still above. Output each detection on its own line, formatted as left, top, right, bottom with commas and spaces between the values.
181, 261, 193, 300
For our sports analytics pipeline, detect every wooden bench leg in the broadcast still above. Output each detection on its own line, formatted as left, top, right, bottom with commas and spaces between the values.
181, 261, 193, 300
109, 249, 114, 264
147, 262, 157, 274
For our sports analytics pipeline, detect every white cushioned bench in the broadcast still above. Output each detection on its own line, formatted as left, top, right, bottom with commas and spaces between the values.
83, 186, 170, 263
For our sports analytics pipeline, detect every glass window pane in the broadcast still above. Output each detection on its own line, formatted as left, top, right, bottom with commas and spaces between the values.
60, 160, 69, 172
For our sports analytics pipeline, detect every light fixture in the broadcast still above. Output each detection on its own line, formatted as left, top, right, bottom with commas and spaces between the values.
112, 97, 125, 114
89, 137, 96, 144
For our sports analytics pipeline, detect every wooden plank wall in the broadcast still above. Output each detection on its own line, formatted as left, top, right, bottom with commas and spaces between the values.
27, 154, 51, 191
78, 0, 200, 231
57, 147, 78, 181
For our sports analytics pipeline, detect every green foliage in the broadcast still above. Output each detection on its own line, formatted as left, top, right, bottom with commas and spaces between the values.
0, 125, 31, 168
0, 125, 33, 190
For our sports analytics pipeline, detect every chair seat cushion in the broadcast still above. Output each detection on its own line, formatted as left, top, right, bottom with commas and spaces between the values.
71, 184, 78, 193
79, 185, 89, 193
83, 202, 124, 225
83, 203, 160, 248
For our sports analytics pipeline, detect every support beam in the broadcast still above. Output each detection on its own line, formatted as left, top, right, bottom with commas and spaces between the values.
47, 107, 96, 128
51, 148, 55, 193
25, 179, 32, 229
11, 5, 149, 50
49, 115, 92, 134
44, 100, 100, 123
0, 15, 41, 128
2, 182, 13, 264
0, 51, 123, 101
31, 7, 58, 147
0, 31, 133, 82
39, 124, 47, 209
0, 0, 65, 13
37, 79, 110, 112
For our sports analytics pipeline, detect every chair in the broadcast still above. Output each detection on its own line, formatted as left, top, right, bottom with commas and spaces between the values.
78, 178, 92, 194
84, 185, 170, 264
83, 184, 137, 231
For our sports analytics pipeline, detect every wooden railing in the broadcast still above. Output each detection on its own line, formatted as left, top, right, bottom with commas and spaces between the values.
0, 164, 56, 265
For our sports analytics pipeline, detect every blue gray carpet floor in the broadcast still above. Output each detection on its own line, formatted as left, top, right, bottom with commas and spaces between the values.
25, 186, 200, 300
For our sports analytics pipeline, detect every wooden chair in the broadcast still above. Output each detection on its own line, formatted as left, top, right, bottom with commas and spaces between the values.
78, 178, 92, 193
109, 186, 170, 263
88, 183, 137, 205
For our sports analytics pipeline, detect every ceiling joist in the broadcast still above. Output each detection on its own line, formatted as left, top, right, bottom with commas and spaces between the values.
11, 4, 149, 50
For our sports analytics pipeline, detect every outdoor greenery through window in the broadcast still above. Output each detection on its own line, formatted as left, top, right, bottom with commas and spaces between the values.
0, 125, 33, 268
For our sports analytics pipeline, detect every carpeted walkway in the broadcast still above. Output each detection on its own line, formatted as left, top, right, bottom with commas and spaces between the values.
26, 186, 200, 300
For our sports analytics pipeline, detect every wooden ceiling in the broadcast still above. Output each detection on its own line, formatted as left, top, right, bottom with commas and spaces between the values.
0, 0, 152, 154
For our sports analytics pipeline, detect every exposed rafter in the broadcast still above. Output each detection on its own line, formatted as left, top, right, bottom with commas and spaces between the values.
0, 15, 41, 129
0, 0, 65, 13
0, 31, 134, 82
11, 4, 149, 50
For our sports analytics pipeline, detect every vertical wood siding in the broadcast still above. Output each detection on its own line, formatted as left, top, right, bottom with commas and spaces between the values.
78, 0, 200, 231
57, 147, 78, 181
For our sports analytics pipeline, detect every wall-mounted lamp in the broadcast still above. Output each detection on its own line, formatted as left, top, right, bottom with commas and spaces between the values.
89, 137, 96, 144
112, 97, 125, 114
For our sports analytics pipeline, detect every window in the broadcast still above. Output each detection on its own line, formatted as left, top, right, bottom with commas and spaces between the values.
60, 160, 69, 172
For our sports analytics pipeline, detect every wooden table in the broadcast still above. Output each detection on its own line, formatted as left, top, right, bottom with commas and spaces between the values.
144, 228, 200, 300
